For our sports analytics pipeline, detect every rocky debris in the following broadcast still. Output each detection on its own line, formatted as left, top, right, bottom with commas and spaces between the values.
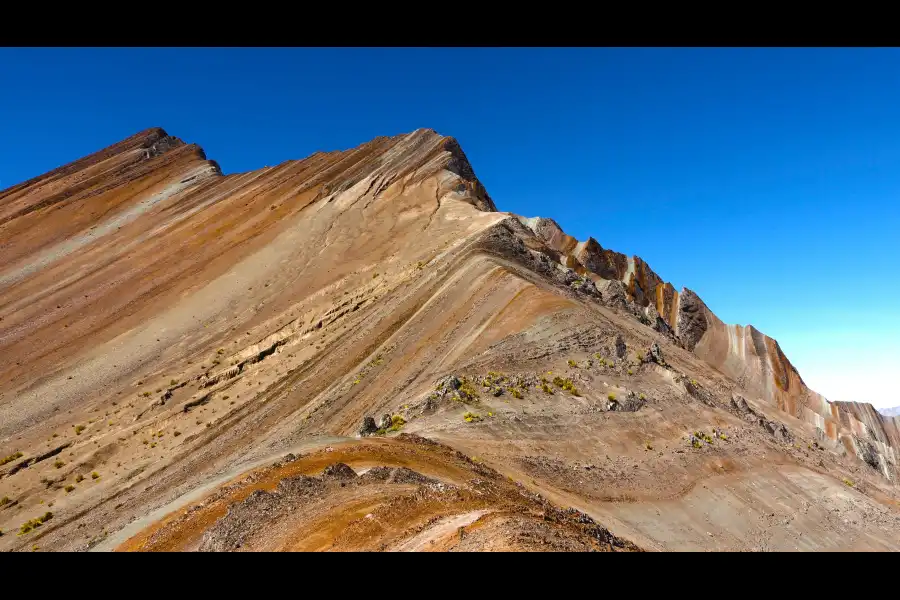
614, 335, 627, 359
438, 375, 462, 391
270, 453, 303, 469
275, 474, 326, 497
768, 422, 792, 444
730, 394, 794, 444
200, 489, 280, 551
561, 268, 581, 286
322, 463, 358, 480
570, 277, 600, 297
608, 391, 645, 412
730, 395, 753, 415
359, 466, 440, 486
596, 279, 628, 309
421, 375, 469, 413
538, 505, 642, 551
200, 460, 435, 551
679, 375, 718, 408
644, 304, 672, 334
358, 416, 378, 437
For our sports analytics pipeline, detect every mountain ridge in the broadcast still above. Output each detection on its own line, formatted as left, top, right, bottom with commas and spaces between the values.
1, 126, 896, 475
1, 127, 898, 552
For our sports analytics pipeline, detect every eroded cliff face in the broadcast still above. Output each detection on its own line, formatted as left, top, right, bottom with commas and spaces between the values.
513, 215, 899, 482
672, 285, 900, 480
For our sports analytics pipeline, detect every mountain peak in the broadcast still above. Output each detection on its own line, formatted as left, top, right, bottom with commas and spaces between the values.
1, 128, 898, 552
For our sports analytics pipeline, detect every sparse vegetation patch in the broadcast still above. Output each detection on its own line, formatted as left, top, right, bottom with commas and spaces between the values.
463, 411, 482, 423
0, 451, 23, 466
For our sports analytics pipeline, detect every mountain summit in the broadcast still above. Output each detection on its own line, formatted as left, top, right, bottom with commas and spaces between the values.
1, 129, 898, 552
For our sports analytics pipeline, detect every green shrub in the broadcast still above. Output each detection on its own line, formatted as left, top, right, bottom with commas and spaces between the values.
607, 393, 616, 401
636, 352, 644, 361
142, 391, 151, 397
627, 369, 633, 376
695, 431, 714, 444
843, 478, 854, 487
170, 379, 178, 385
463, 411, 481, 423
645, 441, 653, 450
457, 379, 479, 402
19, 512, 53, 535
0, 451, 23, 466
173, 430, 182, 437
511, 388, 524, 399
541, 383, 554, 395
567, 360, 577, 367
0, 496, 9, 506
64, 485, 75, 493
75, 474, 84, 483
639, 393, 646, 401
594, 353, 601, 359
19, 521, 36, 535
91, 472, 100, 480
387, 415, 406, 432
74, 424, 86, 435
53, 460, 65, 469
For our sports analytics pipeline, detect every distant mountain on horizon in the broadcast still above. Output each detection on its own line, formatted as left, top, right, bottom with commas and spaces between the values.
879, 406, 900, 418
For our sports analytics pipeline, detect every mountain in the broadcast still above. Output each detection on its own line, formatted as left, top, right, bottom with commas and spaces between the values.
880, 406, 900, 418
1, 128, 898, 552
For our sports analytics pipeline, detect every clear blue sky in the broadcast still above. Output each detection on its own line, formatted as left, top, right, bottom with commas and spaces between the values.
2, 48, 898, 407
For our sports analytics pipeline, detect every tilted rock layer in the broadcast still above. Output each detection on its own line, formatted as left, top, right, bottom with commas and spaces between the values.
1, 128, 898, 552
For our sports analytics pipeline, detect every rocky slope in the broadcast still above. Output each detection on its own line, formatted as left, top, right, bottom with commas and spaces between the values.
515, 215, 900, 482
1, 128, 898, 552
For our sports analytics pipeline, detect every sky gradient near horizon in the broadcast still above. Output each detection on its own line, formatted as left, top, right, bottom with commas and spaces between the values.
2, 48, 898, 408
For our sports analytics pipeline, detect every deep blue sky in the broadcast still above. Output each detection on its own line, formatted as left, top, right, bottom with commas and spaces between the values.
2, 48, 898, 407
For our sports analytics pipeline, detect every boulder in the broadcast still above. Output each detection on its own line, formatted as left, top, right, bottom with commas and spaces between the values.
322, 463, 358, 480
647, 342, 664, 365
379, 414, 393, 430
358, 416, 378, 437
